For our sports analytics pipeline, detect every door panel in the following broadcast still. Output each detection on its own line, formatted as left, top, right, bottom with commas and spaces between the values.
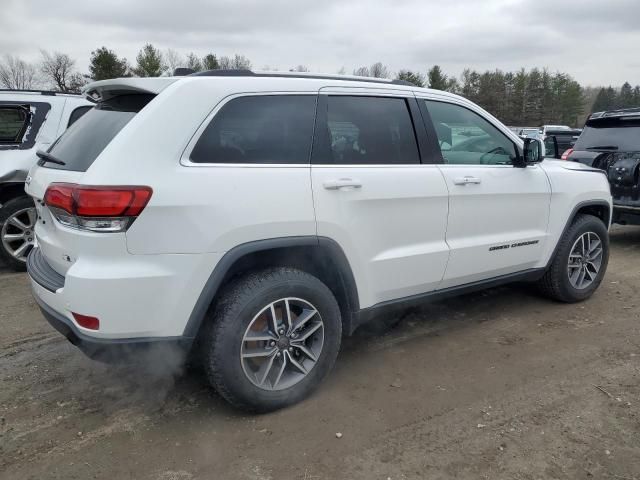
311, 92, 449, 308
437, 164, 550, 287
418, 97, 551, 287
313, 165, 449, 307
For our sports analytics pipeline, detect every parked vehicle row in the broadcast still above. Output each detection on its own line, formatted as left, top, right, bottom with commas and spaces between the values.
567, 108, 640, 225
25, 71, 611, 411
0, 91, 92, 270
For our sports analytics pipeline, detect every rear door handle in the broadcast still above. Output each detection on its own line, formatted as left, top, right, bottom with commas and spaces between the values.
453, 176, 482, 185
323, 178, 362, 190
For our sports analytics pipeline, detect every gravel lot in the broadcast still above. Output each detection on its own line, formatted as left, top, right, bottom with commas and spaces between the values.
1, 226, 639, 480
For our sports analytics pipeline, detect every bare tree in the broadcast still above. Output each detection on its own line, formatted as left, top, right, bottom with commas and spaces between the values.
164, 48, 184, 73
218, 54, 252, 70
0, 55, 38, 89
40, 50, 83, 92
353, 66, 370, 77
289, 65, 309, 72
369, 62, 389, 78
185, 53, 203, 72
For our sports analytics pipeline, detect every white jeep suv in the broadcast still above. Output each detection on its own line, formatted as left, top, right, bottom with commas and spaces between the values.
25, 72, 611, 411
0, 90, 92, 270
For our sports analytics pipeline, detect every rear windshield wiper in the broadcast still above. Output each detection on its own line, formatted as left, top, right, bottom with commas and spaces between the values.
585, 145, 618, 151
36, 150, 66, 166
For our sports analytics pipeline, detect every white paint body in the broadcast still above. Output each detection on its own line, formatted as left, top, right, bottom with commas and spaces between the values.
25, 75, 612, 339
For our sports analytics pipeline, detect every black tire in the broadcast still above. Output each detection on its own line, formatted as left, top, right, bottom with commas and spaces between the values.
201, 267, 342, 412
538, 214, 609, 302
0, 196, 36, 272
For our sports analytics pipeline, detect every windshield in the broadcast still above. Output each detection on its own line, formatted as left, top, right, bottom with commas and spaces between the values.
574, 119, 640, 151
44, 94, 154, 171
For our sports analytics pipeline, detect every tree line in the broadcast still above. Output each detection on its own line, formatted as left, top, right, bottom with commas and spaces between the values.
0, 45, 637, 127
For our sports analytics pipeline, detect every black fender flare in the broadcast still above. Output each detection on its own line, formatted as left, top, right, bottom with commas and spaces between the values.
546, 199, 611, 269
182, 236, 360, 338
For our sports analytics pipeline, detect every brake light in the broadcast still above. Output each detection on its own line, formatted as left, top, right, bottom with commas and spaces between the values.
44, 183, 152, 232
561, 148, 574, 160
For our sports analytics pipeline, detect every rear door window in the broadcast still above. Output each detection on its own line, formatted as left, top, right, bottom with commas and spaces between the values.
44, 94, 153, 171
0, 105, 30, 144
190, 95, 317, 164
313, 96, 420, 164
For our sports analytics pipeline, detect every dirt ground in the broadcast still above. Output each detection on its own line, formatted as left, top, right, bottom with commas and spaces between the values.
1, 226, 639, 480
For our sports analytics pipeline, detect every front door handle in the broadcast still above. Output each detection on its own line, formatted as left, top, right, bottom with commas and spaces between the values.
453, 176, 482, 185
323, 178, 362, 190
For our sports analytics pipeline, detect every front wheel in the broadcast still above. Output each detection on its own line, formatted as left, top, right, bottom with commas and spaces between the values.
538, 214, 609, 302
202, 267, 342, 412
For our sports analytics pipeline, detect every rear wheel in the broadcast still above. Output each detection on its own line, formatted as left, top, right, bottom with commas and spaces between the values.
202, 267, 342, 412
538, 214, 609, 302
0, 196, 36, 271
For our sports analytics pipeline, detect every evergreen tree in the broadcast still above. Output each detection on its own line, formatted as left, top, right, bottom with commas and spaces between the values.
133, 44, 167, 77
88, 47, 129, 80
202, 53, 219, 70
427, 65, 448, 90
396, 70, 425, 87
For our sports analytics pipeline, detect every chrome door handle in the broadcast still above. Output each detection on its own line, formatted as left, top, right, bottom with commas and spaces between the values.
453, 176, 481, 185
323, 178, 362, 190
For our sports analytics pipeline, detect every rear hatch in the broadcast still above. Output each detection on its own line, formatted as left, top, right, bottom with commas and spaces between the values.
25, 79, 174, 276
569, 115, 640, 206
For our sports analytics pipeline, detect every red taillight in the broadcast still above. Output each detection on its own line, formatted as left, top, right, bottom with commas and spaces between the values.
43, 183, 152, 232
561, 148, 574, 160
72, 312, 100, 330
43, 184, 74, 213
75, 187, 152, 217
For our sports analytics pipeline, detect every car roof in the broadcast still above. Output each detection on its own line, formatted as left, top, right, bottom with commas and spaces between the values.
82, 70, 465, 103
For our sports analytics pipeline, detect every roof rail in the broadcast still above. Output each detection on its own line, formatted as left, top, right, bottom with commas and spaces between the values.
189, 69, 414, 86
589, 107, 640, 120
0, 89, 62, 96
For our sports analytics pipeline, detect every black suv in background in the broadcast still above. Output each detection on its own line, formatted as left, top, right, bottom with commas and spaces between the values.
568, 108, 640, 225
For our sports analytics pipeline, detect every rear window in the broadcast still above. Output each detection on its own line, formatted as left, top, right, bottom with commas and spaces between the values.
575, 118, 640, 152
67, 105, 92, 128
190, 95, 317, 164
44, 94, 153, 171
0, 105, 30, 144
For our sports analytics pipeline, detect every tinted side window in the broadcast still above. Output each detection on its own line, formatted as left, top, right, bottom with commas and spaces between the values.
314, 96, 420, 165
67, 105, 92, 128
190, 95, 316, 164
425, 100, 517, 165
0, 105, 30, 143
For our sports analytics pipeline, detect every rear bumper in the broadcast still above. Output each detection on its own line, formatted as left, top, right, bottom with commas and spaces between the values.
32, 293, 192, 363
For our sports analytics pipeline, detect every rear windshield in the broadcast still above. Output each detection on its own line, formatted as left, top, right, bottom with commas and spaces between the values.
574, 118, 640, 152
43, 94, 153, 171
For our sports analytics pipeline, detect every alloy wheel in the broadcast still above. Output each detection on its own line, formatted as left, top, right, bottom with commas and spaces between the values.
1, 207, 36, 263
567, 231, 603, 290
240, 297, 324, 391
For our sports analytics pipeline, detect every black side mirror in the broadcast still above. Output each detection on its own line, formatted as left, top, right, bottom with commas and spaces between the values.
520, 138, 543, 166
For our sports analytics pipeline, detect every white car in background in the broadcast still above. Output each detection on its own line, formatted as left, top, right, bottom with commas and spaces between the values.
0, 90, 92, 270
25, 72, 611, 411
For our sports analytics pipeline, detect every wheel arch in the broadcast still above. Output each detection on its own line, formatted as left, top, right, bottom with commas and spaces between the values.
0, 183, 28, 207
183, 236, 360, 339
547, 200, 611, 268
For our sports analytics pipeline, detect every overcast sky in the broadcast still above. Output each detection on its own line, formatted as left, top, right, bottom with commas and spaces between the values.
1, 0, 638, 86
